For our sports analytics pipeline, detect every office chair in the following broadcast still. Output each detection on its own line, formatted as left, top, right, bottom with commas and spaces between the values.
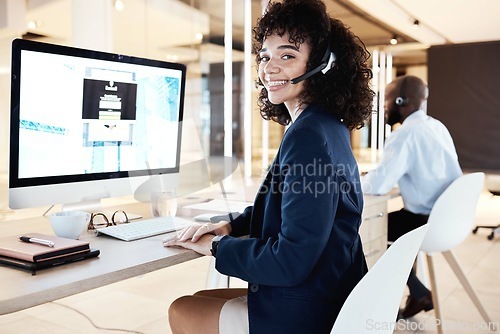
331, 224, 429, 334
420, 172, 495, 334
472, 174, 500, 240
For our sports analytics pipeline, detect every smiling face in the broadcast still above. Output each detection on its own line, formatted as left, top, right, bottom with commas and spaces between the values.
258, 33, 311, 113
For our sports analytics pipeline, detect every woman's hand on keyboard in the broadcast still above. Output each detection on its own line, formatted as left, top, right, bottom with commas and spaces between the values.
173, 221, 231, 243
163, 234, 213, 256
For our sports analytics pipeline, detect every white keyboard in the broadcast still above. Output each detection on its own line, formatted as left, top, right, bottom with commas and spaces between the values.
96, 216, 194, 241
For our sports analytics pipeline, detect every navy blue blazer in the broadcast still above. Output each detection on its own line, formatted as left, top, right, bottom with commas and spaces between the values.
215, 105, 367, 334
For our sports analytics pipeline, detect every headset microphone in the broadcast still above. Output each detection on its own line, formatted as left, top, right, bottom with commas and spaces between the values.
290, 43, 336, 84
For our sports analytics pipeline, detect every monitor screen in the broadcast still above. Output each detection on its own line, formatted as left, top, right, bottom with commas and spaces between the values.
9, 39, 186, 210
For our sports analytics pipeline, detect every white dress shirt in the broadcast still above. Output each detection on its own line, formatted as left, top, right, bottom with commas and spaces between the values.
361, 110, 462, 214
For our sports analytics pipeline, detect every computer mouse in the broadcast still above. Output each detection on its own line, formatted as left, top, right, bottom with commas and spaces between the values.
193, 213, 219, 222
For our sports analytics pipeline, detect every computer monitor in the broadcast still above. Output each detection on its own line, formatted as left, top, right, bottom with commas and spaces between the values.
9, 39, 186, 212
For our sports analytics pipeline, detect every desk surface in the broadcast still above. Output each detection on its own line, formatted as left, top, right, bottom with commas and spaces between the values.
0, 201, 204, 315
0, 194, 393, 315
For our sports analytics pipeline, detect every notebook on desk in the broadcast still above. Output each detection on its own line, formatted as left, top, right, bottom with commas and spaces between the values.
0, 248, 100, 275
0, 233, 99, 274
0, 233, 90, 262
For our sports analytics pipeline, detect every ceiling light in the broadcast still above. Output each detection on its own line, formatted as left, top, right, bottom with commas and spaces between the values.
114, 0, 124, 11
195, 33, 204, 41
27, 20, 42, 29
390, 35, 398, 45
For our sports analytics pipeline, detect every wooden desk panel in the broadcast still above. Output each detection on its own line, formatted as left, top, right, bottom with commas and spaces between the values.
360, 195, 389, 268
360, 191, 399, 268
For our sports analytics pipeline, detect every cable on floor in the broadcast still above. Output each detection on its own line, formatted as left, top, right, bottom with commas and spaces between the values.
51, 302, 145, 334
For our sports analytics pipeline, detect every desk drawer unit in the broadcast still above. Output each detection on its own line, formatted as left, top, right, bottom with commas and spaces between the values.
359, 201, 388, 268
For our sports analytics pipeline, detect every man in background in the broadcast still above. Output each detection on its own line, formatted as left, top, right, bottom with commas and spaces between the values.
361, 75, 462, 318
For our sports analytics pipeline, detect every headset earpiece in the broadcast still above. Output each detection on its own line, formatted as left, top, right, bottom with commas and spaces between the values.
321, 49, 336, 75
395, 76, 408, 106
290, 42, 336, 84
395, 96, 407, 106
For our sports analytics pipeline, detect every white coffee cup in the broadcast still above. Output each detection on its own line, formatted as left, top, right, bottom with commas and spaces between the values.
49, 211, 90, 239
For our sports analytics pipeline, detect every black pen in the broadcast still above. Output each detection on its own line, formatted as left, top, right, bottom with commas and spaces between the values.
19, 236, 55, 248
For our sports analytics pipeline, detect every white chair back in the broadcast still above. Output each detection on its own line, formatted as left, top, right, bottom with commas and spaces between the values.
420, 172, 484, 254
331, 224, 428, 334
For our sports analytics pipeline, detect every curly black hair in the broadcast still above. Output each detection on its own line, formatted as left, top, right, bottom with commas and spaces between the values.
253, 0, 374, 130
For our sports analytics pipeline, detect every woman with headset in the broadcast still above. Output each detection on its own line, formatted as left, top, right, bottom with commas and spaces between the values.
164, 0, 374, 333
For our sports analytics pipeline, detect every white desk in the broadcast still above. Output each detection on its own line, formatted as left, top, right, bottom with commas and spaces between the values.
0, 201, 202, 315
0, 194, 394, 315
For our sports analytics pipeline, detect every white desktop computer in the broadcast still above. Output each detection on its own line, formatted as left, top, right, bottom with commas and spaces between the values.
9, 39, 186, 212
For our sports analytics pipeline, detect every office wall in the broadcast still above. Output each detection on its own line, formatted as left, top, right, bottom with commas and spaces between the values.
428, 41, 500, 173
405, 65, 427, 83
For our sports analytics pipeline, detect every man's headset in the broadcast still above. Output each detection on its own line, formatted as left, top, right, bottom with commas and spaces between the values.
290, 42, 336, 84
395, 76, 408, 106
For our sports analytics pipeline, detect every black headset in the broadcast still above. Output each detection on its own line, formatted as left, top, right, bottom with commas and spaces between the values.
395, 76, 408, 106
288, 12, 336, 85
290, 41, 336, 84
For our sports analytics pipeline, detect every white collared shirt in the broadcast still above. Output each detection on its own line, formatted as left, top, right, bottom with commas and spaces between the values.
361, 110, 462, 214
